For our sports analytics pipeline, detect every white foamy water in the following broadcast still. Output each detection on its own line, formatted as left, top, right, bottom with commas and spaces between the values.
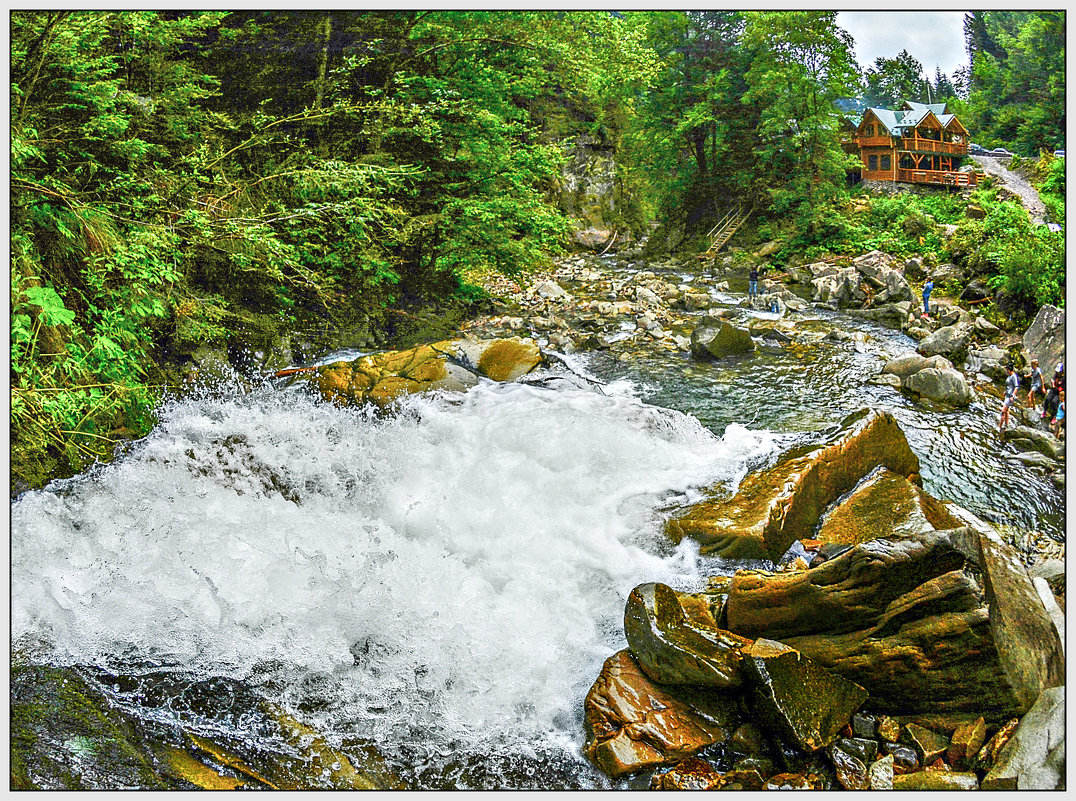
11, 378, 780, 784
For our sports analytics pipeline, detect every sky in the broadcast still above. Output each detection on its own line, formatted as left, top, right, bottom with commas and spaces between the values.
837, 11, 969, 79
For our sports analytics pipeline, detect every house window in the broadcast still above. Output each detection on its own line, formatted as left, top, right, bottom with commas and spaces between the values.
865, 124, 874, 136
868, 155, 878, 170
881, 155, 892, 170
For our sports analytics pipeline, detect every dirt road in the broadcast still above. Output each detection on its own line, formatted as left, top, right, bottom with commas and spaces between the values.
971, 155, 1049, 224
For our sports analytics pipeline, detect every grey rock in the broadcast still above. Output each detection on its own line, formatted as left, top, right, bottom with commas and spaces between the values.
904, 367, 974, 406
982, 686, 1065, 789
1022, 305, 1065, 380
918, 323, 971, 362
690, 320, 755, 359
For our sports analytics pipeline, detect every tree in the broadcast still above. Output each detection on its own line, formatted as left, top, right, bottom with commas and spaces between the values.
863, 50, 928, 108
741, 11, 861, 244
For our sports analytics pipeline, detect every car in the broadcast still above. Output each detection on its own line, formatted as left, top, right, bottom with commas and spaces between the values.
968, 142, 986, 155
990, 147, 1013, 157
1054, 149, 1065, 158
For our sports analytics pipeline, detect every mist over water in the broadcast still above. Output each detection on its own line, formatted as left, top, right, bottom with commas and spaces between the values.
11, 376, 782, 786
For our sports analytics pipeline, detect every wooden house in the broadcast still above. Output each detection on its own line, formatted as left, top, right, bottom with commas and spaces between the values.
852, 101, 978, 188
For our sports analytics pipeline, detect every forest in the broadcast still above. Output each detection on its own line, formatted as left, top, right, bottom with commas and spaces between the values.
9, 10, 1067, 489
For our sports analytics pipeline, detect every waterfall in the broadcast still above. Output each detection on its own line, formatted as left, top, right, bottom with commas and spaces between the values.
11, 377, 781, 787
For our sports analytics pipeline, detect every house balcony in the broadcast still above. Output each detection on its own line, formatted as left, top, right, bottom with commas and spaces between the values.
855, 135, 895, 148
900, 138, 968, 156
897, 167, 978, 187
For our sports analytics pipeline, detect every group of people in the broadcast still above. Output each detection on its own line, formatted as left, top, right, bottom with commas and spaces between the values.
1001, 358, 1065, 438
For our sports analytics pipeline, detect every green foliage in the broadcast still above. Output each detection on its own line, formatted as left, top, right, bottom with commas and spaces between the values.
863, 50, 929, 108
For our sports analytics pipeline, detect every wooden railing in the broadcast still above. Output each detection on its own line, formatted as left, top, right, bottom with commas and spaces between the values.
855, 135, 894, 147
897, 168, 978, 187
900, 138, 967, 155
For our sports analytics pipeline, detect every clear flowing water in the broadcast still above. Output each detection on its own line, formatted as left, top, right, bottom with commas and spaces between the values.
10, 263, 1063, 788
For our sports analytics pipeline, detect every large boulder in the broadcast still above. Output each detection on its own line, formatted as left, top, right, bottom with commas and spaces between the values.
666, 409, 921, 561
582, 650, 738, 778
722, 521, 1065, 721
689, 320, 755, 360
311, 337, 543, 407
1022, 305, 1065, 380
903, 367, 975, 406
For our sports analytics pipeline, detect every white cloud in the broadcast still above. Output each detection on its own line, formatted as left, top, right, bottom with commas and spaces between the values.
838, 11, 969, 78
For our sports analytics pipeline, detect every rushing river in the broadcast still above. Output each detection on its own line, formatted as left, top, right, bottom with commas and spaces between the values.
10, 259, 1064, 789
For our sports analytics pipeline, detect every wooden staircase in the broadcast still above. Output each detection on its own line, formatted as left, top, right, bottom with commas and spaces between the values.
699, 204, 753, 260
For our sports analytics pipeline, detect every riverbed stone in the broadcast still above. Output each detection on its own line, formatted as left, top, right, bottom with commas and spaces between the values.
903, 366, 974, 406
623, 582, 750, 688
902, 722, 950, 764
666, 409, 921, 561
947, 716, 987, 770
1001, 425, 1065, 461
649, 757, 724, 790
582, 650, 736, 778
742, 638, 868, 752
893, 770, 979, 790
917, 323, 971, 363
311, 337, 542, 407
689, 320, 755, 360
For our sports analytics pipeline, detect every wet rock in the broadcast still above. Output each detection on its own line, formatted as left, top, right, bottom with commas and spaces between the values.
1021, 304, 1065, 380
311, 337, 542, 407
623, 582, 750, 688
902, 722, 950, 764
689, 320, 755, 360
534, 280, 570, 300
667, 409, 920, 561
741, 639, 868, 752
876, 715, 901, 743
649, 757, 725, 790
732, 755, 776, 778
851, 713, 877, 740
881, 352, 951, 381
815, 467, 960, 547
582, 650, 736, 778
1001, 425, 1065, 461
827, 741, 869, 789
982, 686, 1065, 790
728, 722, 767, 757
834, 736, 878, 764
869, 754, 894, 789
893, 770, 979, 790
903, 366, 974, 406
724, 519, 1065, 720
1029, 558, 1065, 596
947, 716, 987, 770
881, 742, 920, 773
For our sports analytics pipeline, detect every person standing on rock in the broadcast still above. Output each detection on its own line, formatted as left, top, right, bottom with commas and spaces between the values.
1051, 390, 1065, 438
921, 276, 934, 318
1000, 363, 1019, 432
1026, 358, 1044, 412
748, 266, 759, 301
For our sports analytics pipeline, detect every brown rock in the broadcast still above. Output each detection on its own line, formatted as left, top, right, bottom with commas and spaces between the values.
623, 583, 750, 688
582, 650, 735, 779
903, 723, 950, 765
816, 467, 960, 547
742, 639, 868, 752
947, 716, 987, 770
975, 718, 1019, 772
876, 715, 901, 742
649, 758, 723, 790
764, 772, 825, 790
893, 771, 979, 790
666, 409, 920, 561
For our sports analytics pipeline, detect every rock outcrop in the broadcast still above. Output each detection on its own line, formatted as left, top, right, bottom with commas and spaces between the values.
666, 409, 921, 561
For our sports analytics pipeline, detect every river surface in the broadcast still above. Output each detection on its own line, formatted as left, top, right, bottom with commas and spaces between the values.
9, 258, 1064, 789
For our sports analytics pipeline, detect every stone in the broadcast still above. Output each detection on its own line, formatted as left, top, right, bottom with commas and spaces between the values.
851, 713, 877, 740
982, 686, 1065, 790
689, 320, 755, 360
1032, 577, 1065, 656
1029, 558, 1065, 596
903, 367, 974, 406
975, 718, 1019, 771
623, 582, 750, 688
902, 722, 950, 764
582, 650, 736, 778
834, 736, 878, 764
893, 771, 979, 790
947, 716, 987, 770
729, 722, 767, 756
649, 758, 724, 790
666, 409, 921, 561
828, 742, 869, 790
1021, 304, 1065, 380
869, 754, 894, 789
741, 638, 868, 753
764, 772, 824, 790
876, 716, 901, 742
961, 279, 993, 303
311, 337, 542, 407
917, 323, 971, 363
1001, 425, 1066, 461
534, 280, 569, 300
723, 520, 1065, 720
732, 756, 776, 778
815, 467, 960, 547
881, 742, 920, 774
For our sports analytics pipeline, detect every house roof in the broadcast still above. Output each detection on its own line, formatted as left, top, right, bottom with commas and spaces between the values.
861, 101, 962, 135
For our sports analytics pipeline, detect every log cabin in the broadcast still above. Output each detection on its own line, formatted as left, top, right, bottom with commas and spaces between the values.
851, 101, 978, 188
